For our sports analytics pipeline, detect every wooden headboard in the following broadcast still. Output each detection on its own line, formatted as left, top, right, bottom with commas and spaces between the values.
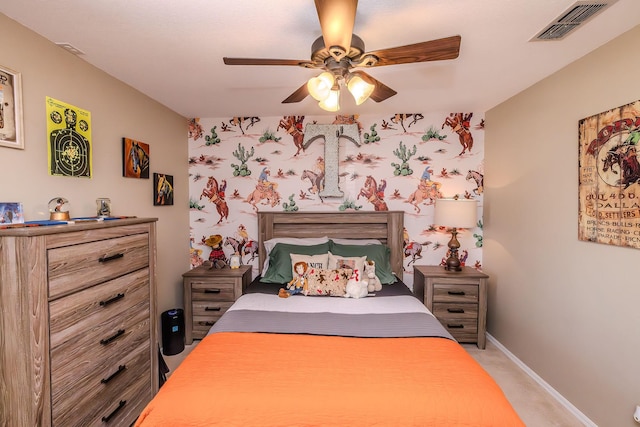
257, 211, 404, 276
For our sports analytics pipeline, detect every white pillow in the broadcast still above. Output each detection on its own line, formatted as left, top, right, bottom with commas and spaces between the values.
327, 251, 367, 276
262, 236, 329, 274
331, 238, 382, 245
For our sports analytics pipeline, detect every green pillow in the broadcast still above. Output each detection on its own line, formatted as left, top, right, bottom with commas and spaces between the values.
261, 242, 331, 283
328, 241, 396, 284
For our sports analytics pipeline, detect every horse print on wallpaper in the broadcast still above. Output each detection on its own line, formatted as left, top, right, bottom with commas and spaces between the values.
123, 137, 150, 179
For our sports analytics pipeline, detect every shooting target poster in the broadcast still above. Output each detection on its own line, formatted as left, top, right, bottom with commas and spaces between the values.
47, 96, 92, 178
578, 99, 640, 249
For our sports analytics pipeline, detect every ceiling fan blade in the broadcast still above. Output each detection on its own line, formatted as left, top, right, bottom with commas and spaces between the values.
356, 71, 397, 103
314, 0, 357, 56
365, 35, 461, 67
223, 57, 312, 67
282, 83, 309, 104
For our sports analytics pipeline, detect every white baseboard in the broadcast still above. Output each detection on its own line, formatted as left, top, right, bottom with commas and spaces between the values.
486, 333, 597, 427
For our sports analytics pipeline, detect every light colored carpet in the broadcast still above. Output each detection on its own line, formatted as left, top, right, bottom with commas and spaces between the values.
164, 340, 584, 426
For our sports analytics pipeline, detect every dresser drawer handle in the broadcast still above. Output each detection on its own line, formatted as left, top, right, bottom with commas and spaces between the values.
204, 289, 221, 294
447, 291, 466, 296
447, 324, 464, 329
447, 308, 465, 313
102, 400, 127, 423
100, 329, 125, 345
100, 293, 125, 307
101, 365, 127, 384
202, 321, 216, 326
99, 253, 124, 263
205, 306, 222, 311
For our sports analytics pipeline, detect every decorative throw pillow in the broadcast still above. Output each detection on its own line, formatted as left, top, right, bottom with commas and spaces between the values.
261, 241, 331, 283
289, 253, 329, 278
262, 237, 329, 274
328, 242, 396, 284
305, 268, 352, 296
327, 251, 367, 275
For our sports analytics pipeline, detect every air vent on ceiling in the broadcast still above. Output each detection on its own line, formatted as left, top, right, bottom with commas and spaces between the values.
56, 43, 85, 56
532, 0, 618, 41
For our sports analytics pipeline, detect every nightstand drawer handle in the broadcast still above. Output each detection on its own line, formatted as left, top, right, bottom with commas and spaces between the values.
205, 306, 221, 311
447, 308, 465, 313
100, 293, 125, 307
102, 400, 127, 423
203, 321, 216, 326
98, 253, 124, 263
448, 291, 466, 296
204, 289, 221, 294
100, 329, 125, 345
101, 365, 127, 384
447, 324, 464, 329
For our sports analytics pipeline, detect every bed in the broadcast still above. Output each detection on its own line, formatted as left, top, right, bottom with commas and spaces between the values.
136, 211, 524, 426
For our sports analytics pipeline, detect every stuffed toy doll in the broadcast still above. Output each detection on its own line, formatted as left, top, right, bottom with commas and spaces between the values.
204, 234, 226, 269
363, 260, 382, 293
279, 261, 308, 297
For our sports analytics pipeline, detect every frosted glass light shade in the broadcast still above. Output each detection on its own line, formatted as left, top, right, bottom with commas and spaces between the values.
347, 73, 375, 105
318, 88, 340, 112
307, 72, 335, 101
434, 198, 477, 228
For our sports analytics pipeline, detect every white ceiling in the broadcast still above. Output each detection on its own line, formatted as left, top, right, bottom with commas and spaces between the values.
2, 0, 639, 118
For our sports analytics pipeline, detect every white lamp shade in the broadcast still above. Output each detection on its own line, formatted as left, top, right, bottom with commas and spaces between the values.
307, 72, 335, 101
318, 88, 340, 112
434, 198, 478, 228
347, 73, 375, 105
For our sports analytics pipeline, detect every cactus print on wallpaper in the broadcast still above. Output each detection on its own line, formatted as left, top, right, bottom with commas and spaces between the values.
188, 113, 484, 290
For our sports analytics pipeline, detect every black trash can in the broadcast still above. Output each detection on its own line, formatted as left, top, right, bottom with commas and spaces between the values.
161, 308, 185, 356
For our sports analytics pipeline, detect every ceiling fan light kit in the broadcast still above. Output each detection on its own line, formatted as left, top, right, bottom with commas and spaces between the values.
222, 0, 461, 112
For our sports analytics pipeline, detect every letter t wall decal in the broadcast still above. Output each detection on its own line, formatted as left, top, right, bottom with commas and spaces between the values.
302, 124, 360, 198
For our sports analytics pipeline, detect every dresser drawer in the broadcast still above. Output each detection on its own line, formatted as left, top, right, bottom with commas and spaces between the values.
52, 344, 151, 426
48, 233, 149, 298
190, 279, 237, 301
432, 283, 478, 303
49, 268, 150, 349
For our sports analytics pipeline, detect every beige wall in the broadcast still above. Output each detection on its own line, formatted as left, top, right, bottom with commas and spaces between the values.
0, 14, 190, 316
485, 25, 640, 427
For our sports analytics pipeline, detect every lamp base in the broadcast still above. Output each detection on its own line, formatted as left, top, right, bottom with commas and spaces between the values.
444, 228, 462, 272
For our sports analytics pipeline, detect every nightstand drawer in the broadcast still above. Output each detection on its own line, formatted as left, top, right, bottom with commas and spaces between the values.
432, 302, 478, 320
433, 284, 478, 303
192, 300, 233, 318
190, 280, 236, 301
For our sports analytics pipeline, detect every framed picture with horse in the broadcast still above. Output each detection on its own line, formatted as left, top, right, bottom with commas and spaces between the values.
153, 173, 174, 206
122, 137, 150, 178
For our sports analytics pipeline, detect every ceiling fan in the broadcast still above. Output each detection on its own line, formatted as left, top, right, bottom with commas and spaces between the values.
223, 0, 461, 111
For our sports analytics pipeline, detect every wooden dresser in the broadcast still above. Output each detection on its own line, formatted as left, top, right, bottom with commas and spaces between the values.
183, 264, 251, 344
413, 265, 488, 349
0, 218, 158, 426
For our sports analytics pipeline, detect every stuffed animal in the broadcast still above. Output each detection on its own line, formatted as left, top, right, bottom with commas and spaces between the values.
204, 234, 226, 269
344, 268, 368, 299
279, 261, 309, 297
363, 260, 382, 293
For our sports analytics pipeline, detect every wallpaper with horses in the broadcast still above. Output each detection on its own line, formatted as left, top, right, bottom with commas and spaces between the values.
188, 112, 484, 290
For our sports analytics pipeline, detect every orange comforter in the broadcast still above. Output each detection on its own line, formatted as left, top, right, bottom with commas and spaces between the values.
136, 332, 524, 426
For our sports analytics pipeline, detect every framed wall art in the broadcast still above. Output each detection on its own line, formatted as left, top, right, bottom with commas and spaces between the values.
0, 202, 24, 224
123, 137, 150, 179
153, 173, 174, 206
46, 97, 92, 177
578, 99, 640, 249
0, 65, 24, 149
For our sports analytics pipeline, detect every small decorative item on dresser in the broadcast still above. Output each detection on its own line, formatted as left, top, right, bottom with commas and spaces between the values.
229, 252, 241, 269
96, 197, 111, 217
48, 196, 70, 220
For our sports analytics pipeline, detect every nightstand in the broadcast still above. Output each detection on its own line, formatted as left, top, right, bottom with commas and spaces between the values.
182, 264, 252, 344
413, 265, 488, 349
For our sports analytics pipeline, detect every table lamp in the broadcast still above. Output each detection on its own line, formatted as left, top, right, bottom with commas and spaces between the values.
434, 197, 478, 271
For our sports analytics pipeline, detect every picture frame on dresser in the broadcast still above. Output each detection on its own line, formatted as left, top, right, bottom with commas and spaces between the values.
0, 64, 24, 150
